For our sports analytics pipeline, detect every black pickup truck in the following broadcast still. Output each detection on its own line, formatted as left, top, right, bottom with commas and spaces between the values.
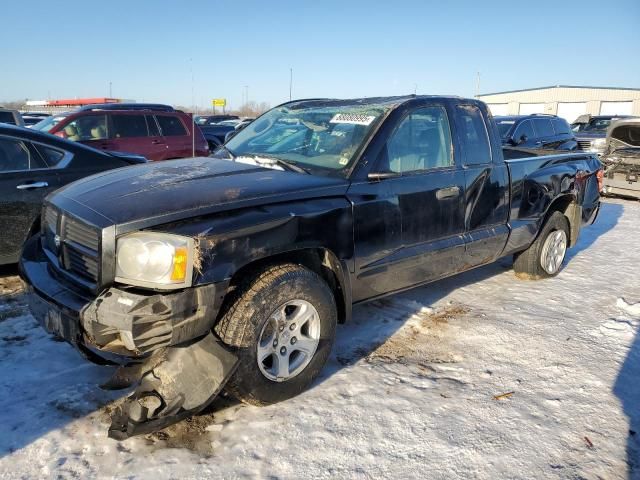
20, 96, 602, 438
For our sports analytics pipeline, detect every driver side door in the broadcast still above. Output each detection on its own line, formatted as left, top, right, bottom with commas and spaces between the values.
350, 104, 466, 301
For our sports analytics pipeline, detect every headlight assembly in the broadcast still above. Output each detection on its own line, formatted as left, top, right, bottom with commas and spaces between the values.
115, 232, 194, 289
589, 138, 607, 153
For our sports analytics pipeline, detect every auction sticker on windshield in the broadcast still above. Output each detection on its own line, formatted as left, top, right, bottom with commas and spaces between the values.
330, 113, 376, 126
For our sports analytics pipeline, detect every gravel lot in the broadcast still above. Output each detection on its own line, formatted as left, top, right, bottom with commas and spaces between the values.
0, 198, 638, 479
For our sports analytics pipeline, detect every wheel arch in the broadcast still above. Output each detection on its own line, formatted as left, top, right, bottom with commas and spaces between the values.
224, 247, 352, 324
542, 193, 580, 247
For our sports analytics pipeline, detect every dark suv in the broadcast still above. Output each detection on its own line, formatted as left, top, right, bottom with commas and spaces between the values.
33, 104, 209, 161
495, 114, 577, 151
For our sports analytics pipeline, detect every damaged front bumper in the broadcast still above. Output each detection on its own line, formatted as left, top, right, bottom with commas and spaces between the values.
20, 235, 238, 439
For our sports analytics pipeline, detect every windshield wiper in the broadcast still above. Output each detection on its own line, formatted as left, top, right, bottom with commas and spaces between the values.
245, 153, 310, 174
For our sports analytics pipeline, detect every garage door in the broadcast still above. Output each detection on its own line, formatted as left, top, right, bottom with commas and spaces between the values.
487, 104, 509, 116
519, 103, 545, 115
557, 102, 587, 123
600, 101, 633, 115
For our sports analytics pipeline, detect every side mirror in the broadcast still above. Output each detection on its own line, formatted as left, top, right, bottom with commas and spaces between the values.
224, 130, 238, 143
516, 134, 528, 145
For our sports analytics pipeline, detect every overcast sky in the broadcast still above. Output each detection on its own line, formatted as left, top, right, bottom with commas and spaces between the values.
2, 0, 638, 109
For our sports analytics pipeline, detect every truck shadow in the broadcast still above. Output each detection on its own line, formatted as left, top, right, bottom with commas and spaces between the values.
613, 310, 640, 477
565, 201, 622, 262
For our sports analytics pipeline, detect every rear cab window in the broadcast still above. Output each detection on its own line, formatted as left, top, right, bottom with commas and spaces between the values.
157, 115, 188, 136
455, 104, 491, 165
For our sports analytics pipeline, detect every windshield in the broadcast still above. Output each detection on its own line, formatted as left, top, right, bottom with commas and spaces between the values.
495, 120, 515, 138
32, 114, 68, 132
221, 102, 390, 175
572, 118, 612, 133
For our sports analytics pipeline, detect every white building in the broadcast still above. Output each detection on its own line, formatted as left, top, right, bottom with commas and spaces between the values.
477, 85, 640, 123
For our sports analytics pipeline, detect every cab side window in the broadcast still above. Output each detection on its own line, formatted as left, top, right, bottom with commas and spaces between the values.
456, 104, 491, 165
533, 118, 554, 137
381, 106, 452, 174
63, 115, 108, 141
0, 137, 46, 172
111, 114, 149, 138
552, 118, 571, 135
513, 120, 535, 141
157, 115, 188, 136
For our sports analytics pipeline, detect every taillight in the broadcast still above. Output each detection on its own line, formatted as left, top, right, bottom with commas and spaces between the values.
596, 169, 604, 192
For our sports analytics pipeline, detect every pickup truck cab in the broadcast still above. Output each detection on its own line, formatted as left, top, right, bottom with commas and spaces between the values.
21, 96, 602, 438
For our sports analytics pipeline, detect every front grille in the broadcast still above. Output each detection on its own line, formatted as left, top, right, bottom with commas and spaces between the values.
577, 140, 591, 151
42, 205, 101, 285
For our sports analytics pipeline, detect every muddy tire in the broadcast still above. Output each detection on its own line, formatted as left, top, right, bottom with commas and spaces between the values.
513, 211, 570, 280
215, 264, 337, 406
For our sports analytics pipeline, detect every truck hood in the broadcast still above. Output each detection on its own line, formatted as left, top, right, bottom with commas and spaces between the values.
51, 157, 349, 233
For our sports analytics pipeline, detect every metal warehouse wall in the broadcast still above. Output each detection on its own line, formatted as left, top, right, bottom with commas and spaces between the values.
477, 86, 640, 119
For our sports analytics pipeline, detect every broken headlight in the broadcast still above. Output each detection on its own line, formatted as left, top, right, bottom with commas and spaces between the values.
115, 232, 194, 289
589, 138, 607, 154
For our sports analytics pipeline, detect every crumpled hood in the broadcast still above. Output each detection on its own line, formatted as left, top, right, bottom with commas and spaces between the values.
50, 157, 349, 232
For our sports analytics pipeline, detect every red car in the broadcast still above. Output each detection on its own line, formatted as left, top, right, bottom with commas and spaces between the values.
33, 104, 209, 160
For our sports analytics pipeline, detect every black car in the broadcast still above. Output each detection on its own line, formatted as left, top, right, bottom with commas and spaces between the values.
194, 114, 239, 126
0, 124, 146, 265
495, 114, 577, 151
21, 113, 51, 127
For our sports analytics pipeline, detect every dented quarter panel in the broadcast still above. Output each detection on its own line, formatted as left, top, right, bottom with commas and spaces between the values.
503, 152, 601, 254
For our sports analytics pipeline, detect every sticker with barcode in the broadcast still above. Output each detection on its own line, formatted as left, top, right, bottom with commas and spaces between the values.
329, 113, 376, 126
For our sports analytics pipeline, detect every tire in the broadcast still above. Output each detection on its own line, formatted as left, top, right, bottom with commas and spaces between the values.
215, 263, 337, 406
513, 211, 570, 280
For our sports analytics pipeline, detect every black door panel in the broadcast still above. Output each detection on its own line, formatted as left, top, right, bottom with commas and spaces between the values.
0, 169, 62, 262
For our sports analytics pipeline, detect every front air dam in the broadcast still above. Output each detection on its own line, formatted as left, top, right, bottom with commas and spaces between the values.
107, 332, 238, 440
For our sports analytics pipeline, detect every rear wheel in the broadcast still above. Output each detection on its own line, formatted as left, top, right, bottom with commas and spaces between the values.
513, 211, 569, 279
215, 264, 337, 405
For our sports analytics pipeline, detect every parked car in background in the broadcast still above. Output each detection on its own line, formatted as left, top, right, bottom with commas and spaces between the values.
572, 114, 635, 155
21, 95, 602, 438
0, 124, 146, 265
199, 123, 236, 149
194, 114, 239, 126
33, 104, 208, 160
21, 113, 51, 127
601, 118, 640, 199
0, 108, 25, 127
494, 114, 577, 151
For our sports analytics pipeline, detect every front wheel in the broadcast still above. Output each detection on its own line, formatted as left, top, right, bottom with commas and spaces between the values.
513, 211, 570, 279
215, 264, 337, 406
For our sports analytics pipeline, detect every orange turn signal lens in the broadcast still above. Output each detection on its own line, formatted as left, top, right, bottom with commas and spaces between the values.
171, 247, 189, 281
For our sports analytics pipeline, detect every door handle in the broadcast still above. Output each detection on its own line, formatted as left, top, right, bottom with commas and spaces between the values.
151, 139, 164, 145
17, 181, 48, 190
436, 186, 460, 200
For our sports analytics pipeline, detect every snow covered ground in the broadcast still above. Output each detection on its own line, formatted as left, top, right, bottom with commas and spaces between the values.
0, 198, 639, 480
